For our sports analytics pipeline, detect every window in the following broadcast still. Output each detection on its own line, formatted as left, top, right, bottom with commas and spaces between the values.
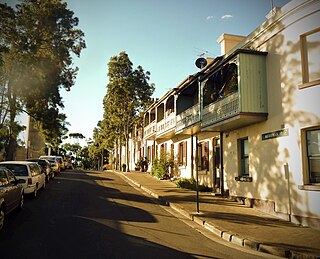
203, 61, 238, 107
0, 170, 8, 186
160, 144, 166, 158
6, 170, 16, 184
306, 128, 320, 184
198, 141, 209, 171
170, 143, 174, 161
3, 165, 28, 176
239, 138, 249, 176
147, 146, 151, 162
300, 28, 320, 88
30, 164, 40, 176
178, 141, 187, 167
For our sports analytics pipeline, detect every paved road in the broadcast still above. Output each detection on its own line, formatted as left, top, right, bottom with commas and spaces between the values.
0, 170, 281, 259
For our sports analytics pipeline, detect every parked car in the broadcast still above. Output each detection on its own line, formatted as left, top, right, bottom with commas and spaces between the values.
0, 161, 46, 198
56, 156, 65, 171
26, 158, 54, 182
64, 158, 73, 170
0, 167, 25, 231
39, 156, 60, 175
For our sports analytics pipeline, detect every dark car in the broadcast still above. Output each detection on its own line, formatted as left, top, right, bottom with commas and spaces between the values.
0, 167, 25, 231
26, 158, 54, 182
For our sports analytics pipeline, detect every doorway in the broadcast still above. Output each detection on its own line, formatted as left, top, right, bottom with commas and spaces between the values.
213, 137, 221, 193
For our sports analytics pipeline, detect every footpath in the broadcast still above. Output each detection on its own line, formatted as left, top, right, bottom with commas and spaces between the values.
110, 170, 320, 259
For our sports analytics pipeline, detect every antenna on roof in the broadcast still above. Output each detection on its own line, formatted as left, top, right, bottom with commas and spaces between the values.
193, 47, 214, 58
198, 51, 208, 58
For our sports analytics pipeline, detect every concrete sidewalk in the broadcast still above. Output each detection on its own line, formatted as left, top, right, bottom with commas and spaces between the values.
112, 170, 320, 259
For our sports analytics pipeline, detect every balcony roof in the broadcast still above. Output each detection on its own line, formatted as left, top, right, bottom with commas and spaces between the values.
202, 112, 268, 132
201, 49, 267, 81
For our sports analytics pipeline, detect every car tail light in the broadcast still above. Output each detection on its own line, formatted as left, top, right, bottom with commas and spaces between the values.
28, 178, 32, 185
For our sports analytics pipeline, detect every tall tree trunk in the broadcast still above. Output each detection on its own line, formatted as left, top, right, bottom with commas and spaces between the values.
119, 137, 122, 170
124, 123, 130, 172
126, 135, 129, 172
100, 148, 104, 171
114, 142, 118, 170
5, 81, 17, 161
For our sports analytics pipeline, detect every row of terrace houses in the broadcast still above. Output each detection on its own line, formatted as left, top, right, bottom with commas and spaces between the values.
115, 0, 320, 229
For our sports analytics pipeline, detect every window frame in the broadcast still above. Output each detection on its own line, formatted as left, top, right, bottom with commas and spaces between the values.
299, 27, 320, 89
300, 126, 320, 190
178, 141, 187, 167
6, 169, 16, 184
237, 137, 250, 180
0, 169, 9, 186
198, 141, 209, 171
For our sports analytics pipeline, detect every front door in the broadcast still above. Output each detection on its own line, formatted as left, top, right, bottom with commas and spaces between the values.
213, 137, 221, 193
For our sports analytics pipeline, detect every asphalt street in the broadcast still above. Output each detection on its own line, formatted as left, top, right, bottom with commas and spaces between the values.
0, 170, 282, 259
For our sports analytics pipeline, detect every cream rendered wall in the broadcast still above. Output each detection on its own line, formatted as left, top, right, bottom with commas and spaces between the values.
224, 0, 320, 221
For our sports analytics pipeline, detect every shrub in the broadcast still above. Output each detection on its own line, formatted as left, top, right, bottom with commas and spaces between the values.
175, 178, 212, 192
151, 153, 173, 179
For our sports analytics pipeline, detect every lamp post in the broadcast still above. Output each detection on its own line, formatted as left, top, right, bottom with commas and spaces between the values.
194, 57, 207, 213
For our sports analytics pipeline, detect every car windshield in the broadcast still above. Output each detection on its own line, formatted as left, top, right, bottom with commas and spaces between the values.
1, 164, 28, 176
37, 161, 46, 166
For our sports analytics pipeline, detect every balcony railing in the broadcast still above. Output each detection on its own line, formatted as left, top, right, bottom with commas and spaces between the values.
144, 120, 156, 139
156, 112, 175, 137
202, 92, 239, 127
176, 105, 200, 132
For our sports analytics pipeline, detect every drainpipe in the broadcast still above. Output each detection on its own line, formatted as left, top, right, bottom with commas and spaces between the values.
220, 132, 224, 196
195, 135, 200, 213
284, 163, 292, 222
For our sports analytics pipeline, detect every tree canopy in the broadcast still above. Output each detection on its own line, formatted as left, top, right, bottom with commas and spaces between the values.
101, 51, 154, 169
0, 0, 85, 159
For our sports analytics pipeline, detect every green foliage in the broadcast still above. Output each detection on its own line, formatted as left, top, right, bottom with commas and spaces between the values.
0, 0, 85, 159
175, 178, 196, 189
175, 178, 212, 192
78, 146, 92, 170
61, 142, 82, 156
150, 153, 173, 179
69, 133, 85, 140
100, 51, 154, 168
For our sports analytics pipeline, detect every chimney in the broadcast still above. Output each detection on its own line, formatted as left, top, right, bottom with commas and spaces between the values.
217, 33, 246, 55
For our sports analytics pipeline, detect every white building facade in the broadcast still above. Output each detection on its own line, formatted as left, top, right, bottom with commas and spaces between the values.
123, 0, 320, 229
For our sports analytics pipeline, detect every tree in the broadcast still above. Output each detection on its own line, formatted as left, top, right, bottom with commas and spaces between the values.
68, 132, 85, 145
0, 0, 85, 159
78, 146, 92, 169
103, 51, 154, 171
60, 142, 81, 165
88, 121, 109, 170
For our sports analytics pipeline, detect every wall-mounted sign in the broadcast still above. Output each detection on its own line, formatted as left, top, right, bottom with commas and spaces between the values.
262, 128, 288, 141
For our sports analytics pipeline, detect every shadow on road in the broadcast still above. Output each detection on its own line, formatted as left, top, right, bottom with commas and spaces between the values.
0, 170, 196, 259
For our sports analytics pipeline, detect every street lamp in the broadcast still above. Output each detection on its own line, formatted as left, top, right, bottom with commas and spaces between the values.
194, 57, 207, 213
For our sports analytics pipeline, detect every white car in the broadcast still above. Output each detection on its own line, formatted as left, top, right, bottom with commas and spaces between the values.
0, 161, 46, 198
39, 156, 61, 174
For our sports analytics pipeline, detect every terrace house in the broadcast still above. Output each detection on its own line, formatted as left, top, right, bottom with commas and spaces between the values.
124, 0, 320, 229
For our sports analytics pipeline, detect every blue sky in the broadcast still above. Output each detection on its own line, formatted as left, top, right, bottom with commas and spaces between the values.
14, 0, 290, 144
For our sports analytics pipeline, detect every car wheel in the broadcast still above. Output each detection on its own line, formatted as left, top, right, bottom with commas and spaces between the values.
18, 194, 24, 211
0, 207, 5, 231
33, 186, 38, 198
